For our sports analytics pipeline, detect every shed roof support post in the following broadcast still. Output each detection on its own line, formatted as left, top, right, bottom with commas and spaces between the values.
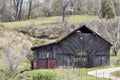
53, 46, 56, 59
35, 50, 39, 60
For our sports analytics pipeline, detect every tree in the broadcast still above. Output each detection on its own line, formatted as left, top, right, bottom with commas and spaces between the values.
96, 0, 119, 56
72, 0, 85, 14
0, 34, 31, 79
59, 0, 72, 22
0, 0, 6, 15
94, 0, 119, 56
18, 0, 23, 20
26, 52, 34, 70
100, 0, 116, 19
100, 19, 119, 56
112, 0, 120, 15
22, 43, 34, 70
51, 0, 61, 16
100, 0, 119, 56
0, 0, 14, 21
28, 0, 33, 19
13, 0, 23, 20
1, 45, 24, 79
114, 1, 120, 56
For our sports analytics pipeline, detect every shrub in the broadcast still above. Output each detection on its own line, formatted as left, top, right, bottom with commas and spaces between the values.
100, 0, 116, 19
16, 69, 65, 80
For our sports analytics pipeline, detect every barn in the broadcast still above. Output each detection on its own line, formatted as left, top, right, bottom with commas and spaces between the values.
31, 25, 112, 69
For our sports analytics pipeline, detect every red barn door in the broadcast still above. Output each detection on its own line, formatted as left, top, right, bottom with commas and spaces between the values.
36, 59, 57, 69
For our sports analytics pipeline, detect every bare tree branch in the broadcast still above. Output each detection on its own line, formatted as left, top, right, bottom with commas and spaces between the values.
59, 0, 72, 22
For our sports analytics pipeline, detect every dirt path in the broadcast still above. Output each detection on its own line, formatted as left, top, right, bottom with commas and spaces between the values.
88, 67, 120, 80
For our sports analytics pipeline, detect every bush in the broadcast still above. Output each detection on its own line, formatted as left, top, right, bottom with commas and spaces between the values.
16, 69, 65, 80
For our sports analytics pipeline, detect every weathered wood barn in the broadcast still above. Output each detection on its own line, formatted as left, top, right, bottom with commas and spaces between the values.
31, 25, 112, 69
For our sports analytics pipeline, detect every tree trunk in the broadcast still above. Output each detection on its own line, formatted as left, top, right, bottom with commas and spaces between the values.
31, 60, 34, 70
78, 8, 80, 15
15, 0, 20, 20
112, 47, 118, 56
60, 0, 72, 23
62, 9, 65, 22
1, 0, 6, 15
77, 0, 80, 15
28, 0, 32, 19
18, 0, 23, 20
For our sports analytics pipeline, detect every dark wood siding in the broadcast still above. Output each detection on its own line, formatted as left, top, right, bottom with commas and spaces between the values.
32, 26, 111, 69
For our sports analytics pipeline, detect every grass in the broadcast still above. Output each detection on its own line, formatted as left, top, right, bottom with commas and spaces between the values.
67, 15, 98, 23
74, 68, 109, 80
1, 15, 120, 80
110, 55, 120, 63
56, 66, 111, 80
111, 70, 120, 78
17, 69, 65, 80
63, 50, 120, 80
16, 66, 111, 80
110, 50, 120, 78
110, 50, 120, 65
2, 15, 98, 28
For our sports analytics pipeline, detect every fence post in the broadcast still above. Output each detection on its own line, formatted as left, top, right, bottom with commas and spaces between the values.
96, 70, 97, 80
109, 73, 111, 80
79, 68, 80, 76
86, 68, 87, 80
103, 71, 104, 79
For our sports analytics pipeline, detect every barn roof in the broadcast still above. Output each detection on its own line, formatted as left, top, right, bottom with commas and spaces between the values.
31, 25, 112, 51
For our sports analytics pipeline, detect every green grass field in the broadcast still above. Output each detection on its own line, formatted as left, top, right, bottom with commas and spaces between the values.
2, 15, 98, 28
111, 70, 120, 78
72, 67, 110, 80
110, 50, 120, 65
16, 67, 111, 80
60, 66, 112, 80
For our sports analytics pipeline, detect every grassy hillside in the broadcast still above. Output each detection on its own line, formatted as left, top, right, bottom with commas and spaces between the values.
0, 15, 120, 80
0, 25, 33, 79
2, 15, 98, 28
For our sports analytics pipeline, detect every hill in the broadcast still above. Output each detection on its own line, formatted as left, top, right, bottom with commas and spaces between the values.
2, 15, 98, 28
0, 15, 100, 79
0, 15, 119, 80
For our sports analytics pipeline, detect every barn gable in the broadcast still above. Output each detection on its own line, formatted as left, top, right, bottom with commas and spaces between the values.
32, 25, 111, 50
31, 25, 112, 69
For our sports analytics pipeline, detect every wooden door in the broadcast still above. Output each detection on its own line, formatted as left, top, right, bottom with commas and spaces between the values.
75, 51, 87, 67
58, 54, 75, 67
36, 59, 56, 69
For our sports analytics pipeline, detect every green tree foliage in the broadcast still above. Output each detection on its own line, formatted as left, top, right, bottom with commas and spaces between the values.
100, 0, 116, 19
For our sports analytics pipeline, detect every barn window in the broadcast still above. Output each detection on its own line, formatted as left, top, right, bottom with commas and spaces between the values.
38, 49, 41, 59
39, 48, 48, 59
48, 51, 54, 59
34, 50, 39, 59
